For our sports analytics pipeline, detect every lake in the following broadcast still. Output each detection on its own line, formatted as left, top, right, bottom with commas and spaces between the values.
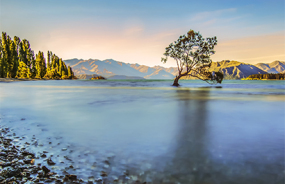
0, 79, 284, 184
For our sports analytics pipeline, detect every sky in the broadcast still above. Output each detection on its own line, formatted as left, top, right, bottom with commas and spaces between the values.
0, 0, 284, 67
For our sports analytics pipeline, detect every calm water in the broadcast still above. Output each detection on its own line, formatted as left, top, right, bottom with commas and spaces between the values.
0, 80, 284, 184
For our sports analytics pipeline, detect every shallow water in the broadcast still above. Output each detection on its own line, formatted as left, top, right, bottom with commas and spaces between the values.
0, 80, 284, 183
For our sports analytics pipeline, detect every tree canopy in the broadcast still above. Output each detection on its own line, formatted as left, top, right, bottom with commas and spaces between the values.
161, 30, 223, 86
0, 32, 76, 80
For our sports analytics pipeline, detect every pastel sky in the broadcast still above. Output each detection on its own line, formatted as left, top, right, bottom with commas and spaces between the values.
0, 0, 284, 67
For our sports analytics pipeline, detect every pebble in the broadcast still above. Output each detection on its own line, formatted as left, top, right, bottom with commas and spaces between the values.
0, 125, 150, 184
0, 126, 82, 183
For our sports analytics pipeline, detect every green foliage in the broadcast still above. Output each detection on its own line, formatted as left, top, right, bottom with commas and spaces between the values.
246, 73, 285, 80
0, 37, 2, 77
47, 51, 51, 72
215, 71, 224, 83
0, 32, 75, 80
90, 76, 106, 80
161, 29, 222, 86
44, 68, 61, 79
35, 51, 46, 79
16, 61, 32, 78
68, 66, 72, 78
1, 32, 10, 78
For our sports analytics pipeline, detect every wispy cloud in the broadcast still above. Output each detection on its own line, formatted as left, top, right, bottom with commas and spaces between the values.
190, 8, 237, 21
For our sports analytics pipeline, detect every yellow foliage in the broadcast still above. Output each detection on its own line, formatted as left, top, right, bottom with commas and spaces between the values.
16, 61, 32, 79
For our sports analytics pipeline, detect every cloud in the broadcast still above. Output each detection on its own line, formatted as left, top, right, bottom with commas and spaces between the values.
190, 8, 237, 21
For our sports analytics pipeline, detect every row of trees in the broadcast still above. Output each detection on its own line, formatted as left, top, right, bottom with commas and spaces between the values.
0, 32, 75, 79
247, 73, 285, 80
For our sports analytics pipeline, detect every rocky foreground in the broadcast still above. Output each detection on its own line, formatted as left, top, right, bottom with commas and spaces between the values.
0, 125, 147, 184
0, 126, 83, 183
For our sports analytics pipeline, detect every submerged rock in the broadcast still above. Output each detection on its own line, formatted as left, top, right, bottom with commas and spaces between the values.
47, 158, 56, 165
0, 126, 85, 183
0, 166, 21, 178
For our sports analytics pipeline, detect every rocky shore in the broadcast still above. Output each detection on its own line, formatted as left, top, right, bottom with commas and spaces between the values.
0, 123, 148, 184
0, 125, 84, 184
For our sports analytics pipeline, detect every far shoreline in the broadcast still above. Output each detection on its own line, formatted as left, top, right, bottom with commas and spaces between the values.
0, 78, 78, 82
0, 78, 42, 82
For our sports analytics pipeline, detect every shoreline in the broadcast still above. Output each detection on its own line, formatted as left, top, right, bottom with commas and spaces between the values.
0, 125, 83, 183
0, 78, 78, 83
0, 117, 146, 184
241, 78, 285, 81
0, 78, 42, 82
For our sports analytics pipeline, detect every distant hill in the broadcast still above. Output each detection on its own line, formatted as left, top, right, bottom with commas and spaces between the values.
76, 74, 103, 80
107, 75, 145, 79
181, 60, 268, 80
209, 60, 268, 79
255, 61, 285, 74
64, 58, 175, 79
64, 58, 284, 80
144, 69, 176, 79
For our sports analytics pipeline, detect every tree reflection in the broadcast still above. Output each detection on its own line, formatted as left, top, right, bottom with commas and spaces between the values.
135, 88, 284, 184
162, 89, 212, 184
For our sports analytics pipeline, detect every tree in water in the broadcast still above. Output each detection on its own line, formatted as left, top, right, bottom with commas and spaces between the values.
161, 30, 223, 86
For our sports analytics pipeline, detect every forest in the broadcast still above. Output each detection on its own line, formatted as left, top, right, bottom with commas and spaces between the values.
0, 32, 75, 79
246, 73, 285, 80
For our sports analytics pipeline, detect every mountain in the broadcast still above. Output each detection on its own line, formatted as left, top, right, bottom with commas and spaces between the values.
64, 58, 283, 80
255, 61, 285, 74
208, 60, 268, 79
144, 69, 176, 79
180, 60, 268, 80
64, 58, 175, 79
64, 58, 145, 77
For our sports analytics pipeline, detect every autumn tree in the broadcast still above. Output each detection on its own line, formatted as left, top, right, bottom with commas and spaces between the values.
1, 32, 10, 78
0, 36, 3, 77
1, 33, 19, 78
47, 51, 51, 72
12, 36, 21, 77
1, 32, 75, 80
35, 51, 46, 78
161, 29, 223, 86
16, 61, 32, 78
30, 50, 36, 78
67, 66, 72, 78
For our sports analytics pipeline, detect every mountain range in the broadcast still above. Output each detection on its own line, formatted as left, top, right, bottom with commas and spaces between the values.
255, 61, 285, 74
64, 58, 285, 79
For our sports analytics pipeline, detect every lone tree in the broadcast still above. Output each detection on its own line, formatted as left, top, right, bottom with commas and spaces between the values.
161, 30, 223, 86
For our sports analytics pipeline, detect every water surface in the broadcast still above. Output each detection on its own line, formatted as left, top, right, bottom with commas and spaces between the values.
0, 80, 284, 183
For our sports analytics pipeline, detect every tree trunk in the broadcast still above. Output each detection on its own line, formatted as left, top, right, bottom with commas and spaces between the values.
173, 75, 181, 86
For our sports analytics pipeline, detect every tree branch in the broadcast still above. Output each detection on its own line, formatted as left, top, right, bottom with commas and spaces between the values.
174, 58, 181, 73
187, 73, 214, 84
